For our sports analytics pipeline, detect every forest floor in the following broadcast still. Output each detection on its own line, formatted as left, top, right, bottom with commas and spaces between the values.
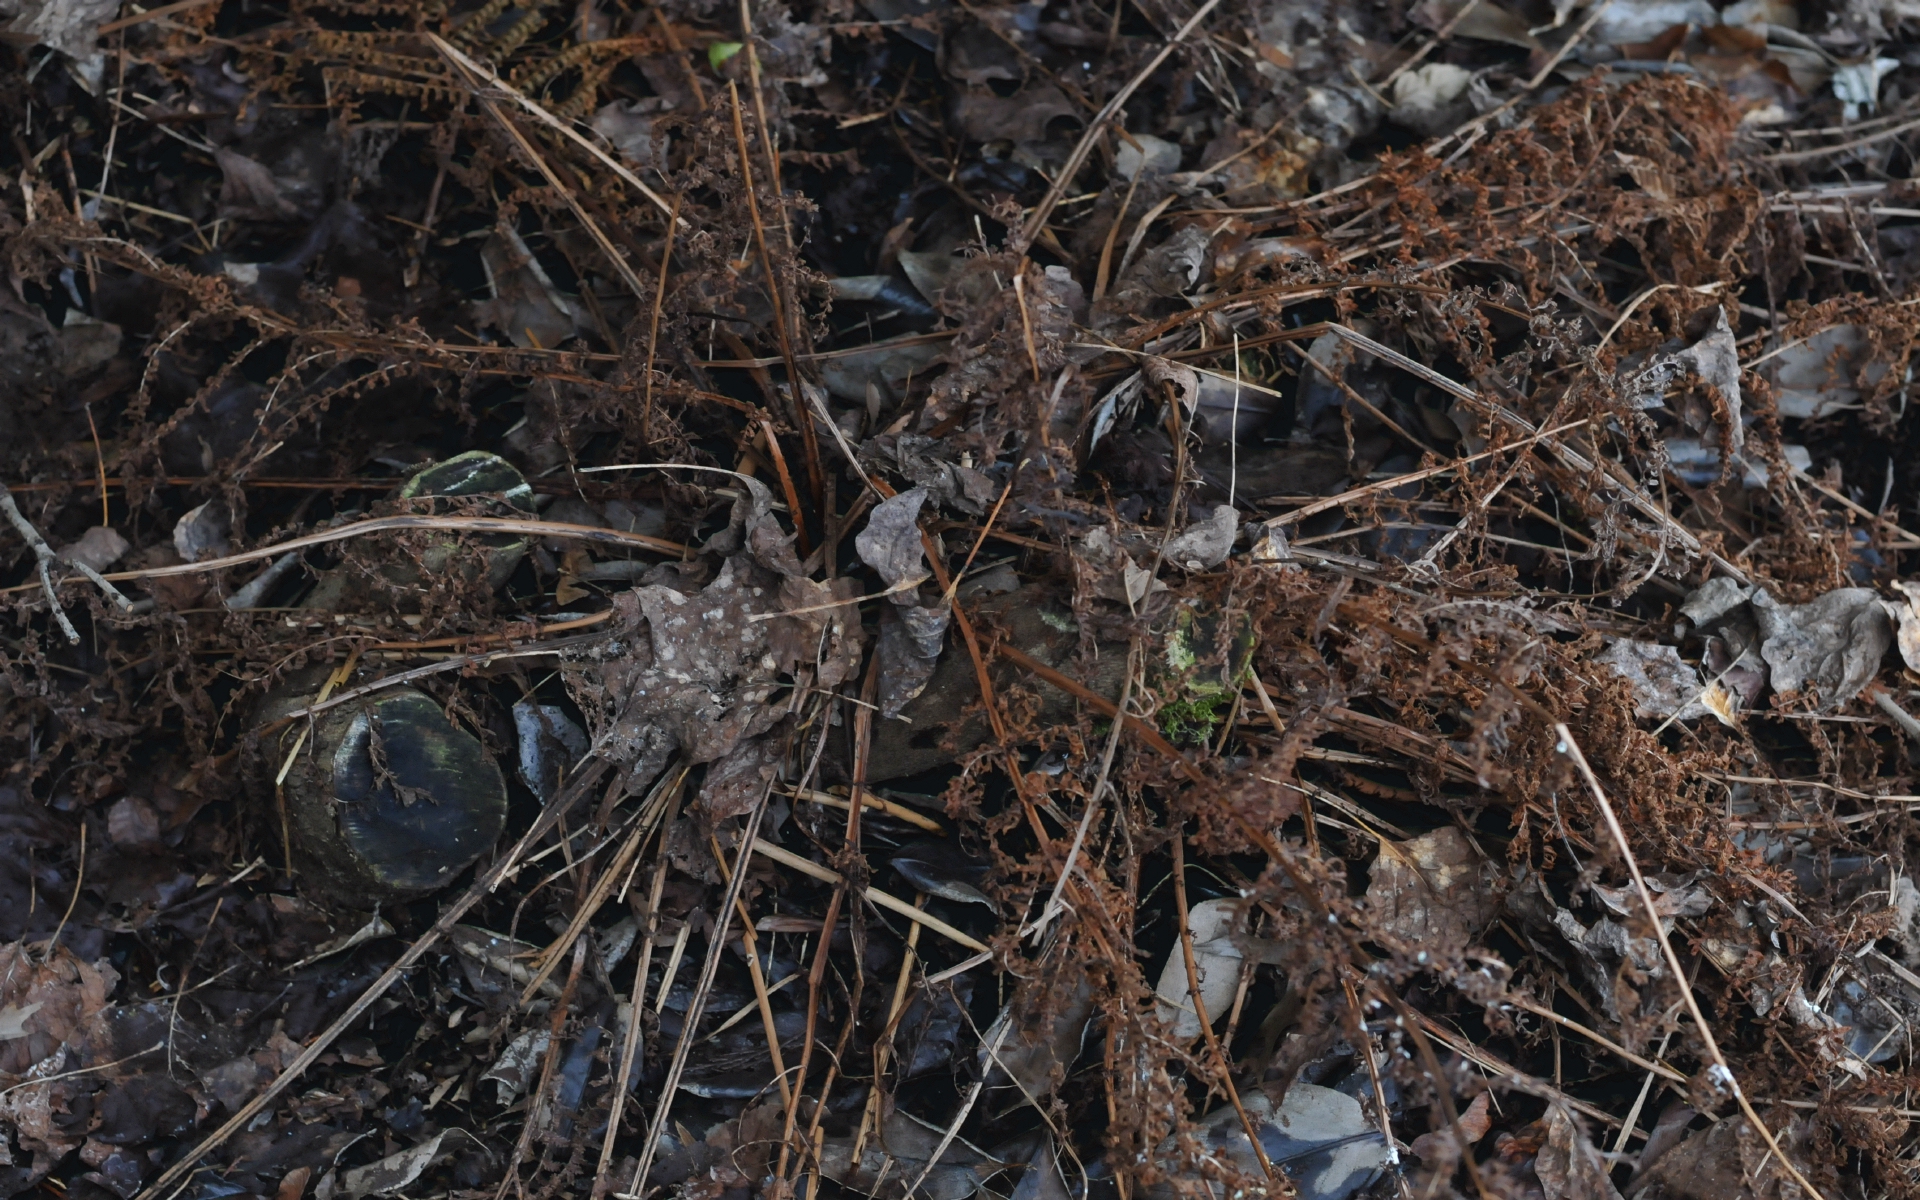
5, 0, 1920, 1196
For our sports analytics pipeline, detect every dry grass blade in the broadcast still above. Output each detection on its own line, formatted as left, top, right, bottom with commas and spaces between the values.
432, 43, 652, 302
625, 777, 781, 1199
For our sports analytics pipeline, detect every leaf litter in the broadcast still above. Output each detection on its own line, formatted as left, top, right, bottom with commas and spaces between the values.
7, 0, 1920, 1199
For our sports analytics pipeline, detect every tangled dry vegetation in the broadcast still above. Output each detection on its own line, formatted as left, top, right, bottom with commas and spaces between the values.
9, 0, 1920, 1197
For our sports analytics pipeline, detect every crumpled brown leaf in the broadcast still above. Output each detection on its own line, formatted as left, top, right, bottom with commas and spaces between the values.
1752, 586, 1891, 709
563, 477, 862, 797
1534, 1104, 1623, 1200
1595, 640, 1724, 724
0, 941, 119, 1077
856, 487, 950, 718
1364, 826, 1505, 950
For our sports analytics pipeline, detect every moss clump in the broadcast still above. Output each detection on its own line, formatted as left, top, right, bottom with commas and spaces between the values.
1157, 692, 1236, 744
1154, 603, 1257, 745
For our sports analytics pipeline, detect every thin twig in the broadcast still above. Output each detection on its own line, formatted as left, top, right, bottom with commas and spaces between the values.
641, 194, 683, 445
1, 484, 83, 642
0, 514, 687, 600
752, 842, 990, 952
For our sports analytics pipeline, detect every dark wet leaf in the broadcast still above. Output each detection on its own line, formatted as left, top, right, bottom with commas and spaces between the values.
890, 839, 995, 910
512, 701, 589, 803
897, 976, 972, 1078
94, 1076, 196, 1145
952, 83, 1079, 144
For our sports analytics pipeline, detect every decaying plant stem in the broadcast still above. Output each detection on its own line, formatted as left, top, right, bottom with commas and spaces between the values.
1, 482, 84, 643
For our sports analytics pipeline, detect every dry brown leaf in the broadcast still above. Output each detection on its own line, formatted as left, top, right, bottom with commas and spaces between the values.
1364, 826, 1505, 950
